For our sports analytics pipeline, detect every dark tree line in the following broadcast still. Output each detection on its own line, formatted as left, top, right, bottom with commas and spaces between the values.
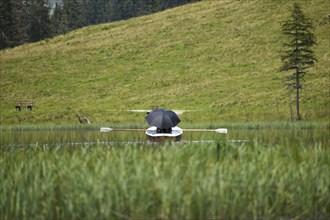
0, 0, 51, 49
0, 0, 199, 50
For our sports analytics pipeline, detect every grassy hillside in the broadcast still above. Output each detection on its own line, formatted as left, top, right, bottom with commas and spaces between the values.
1, 0, 329, 126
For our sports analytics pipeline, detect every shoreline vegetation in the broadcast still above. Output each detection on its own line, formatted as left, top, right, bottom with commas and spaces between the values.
1, 121, 329, 131
1, 140, 329, 219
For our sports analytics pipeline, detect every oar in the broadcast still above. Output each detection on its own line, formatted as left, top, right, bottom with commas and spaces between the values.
100, 127, 227, 133
100, 127, 145, 132
183, 128, 228, 134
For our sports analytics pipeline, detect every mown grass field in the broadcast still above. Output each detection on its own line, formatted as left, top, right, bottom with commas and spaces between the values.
1, 140, 329, 219
0, 0, 329, 125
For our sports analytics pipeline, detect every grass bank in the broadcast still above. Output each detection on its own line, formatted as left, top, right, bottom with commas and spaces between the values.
1, 0, 329, 125
1, 141, 329, 219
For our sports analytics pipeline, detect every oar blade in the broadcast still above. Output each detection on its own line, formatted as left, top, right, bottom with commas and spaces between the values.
215, 128, 227, 134
100, 127, 113, 132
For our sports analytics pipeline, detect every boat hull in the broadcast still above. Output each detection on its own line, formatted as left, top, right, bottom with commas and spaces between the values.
146, 126, 183, 142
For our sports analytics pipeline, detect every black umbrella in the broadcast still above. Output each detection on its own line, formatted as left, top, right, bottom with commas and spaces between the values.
145, 109, 181, 129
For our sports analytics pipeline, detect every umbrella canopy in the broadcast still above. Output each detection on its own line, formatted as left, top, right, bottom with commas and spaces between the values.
145, 109, 181, 129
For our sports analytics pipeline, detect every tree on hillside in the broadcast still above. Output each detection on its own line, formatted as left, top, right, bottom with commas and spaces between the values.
280, 3, 317, 120
62, 0, 86, 31
0, 0, 50, 48
0, 0, 15, 49
28, 0, 52, 42
10, 1, 31, 46
0, 0, 29, 49
50, 3, 65, 36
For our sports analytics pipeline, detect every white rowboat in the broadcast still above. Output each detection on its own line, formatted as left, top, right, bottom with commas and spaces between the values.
145, 126, 183, 142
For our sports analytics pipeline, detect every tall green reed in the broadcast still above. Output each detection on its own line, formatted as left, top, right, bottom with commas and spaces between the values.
1, 141, 329, 219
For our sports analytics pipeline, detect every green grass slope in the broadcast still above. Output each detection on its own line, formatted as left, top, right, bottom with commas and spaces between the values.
1, 0, 329, 125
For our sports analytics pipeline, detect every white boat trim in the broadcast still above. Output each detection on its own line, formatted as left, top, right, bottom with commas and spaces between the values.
146, 126, 183, 137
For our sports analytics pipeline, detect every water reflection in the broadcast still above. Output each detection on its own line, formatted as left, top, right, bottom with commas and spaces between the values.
0, 128, 328, 147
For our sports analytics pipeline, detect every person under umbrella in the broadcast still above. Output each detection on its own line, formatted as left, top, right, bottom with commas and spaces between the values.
145, 109, 181, 133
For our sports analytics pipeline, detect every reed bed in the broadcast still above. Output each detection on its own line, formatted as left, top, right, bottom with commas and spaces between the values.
1, 141, 329, 219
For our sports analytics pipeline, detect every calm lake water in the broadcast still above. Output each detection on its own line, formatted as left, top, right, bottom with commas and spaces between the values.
0, 127, 328, 147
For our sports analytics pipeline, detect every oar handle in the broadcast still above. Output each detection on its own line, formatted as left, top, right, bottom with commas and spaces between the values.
113, 128, 146, 131
184, 128, 228, 133
100, 127, 146, 132
183, 129, 214, 132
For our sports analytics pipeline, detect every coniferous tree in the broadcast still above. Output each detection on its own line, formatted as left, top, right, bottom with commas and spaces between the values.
28, 0, 51, 42
12, 0, 30, 46
108, 0, 121, 22
62, 0, 86, 31
85, 0, 97, 24
147, 0, 162, 13
0, 0, 15, 49
50, 2, 65, 35
280, 3, 317, 120
120, 0, 134, 20
95, 0, 112, 23
0, 0, 31, 48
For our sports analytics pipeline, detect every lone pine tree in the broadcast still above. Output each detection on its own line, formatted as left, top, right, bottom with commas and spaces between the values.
280, 3, 317, 120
